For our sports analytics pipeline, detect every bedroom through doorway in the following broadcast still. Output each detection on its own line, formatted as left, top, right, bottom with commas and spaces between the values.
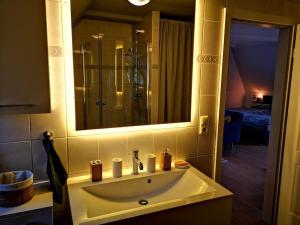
220, 19, 293, 225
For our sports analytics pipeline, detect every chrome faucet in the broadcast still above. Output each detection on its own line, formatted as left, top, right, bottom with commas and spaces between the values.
132, 149, 143, 175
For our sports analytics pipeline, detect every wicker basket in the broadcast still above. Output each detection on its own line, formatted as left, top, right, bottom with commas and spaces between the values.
0, 171, 34, 207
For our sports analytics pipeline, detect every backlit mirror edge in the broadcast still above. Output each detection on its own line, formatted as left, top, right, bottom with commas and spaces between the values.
63, 0, 201, 136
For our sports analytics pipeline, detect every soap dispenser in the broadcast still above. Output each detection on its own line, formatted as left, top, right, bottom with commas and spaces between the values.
160, 148, 172, 171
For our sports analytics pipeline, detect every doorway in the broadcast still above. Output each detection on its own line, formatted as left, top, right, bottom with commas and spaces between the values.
218, 19, 293, 225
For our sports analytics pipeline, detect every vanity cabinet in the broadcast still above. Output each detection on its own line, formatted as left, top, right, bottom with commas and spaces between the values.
0, 207, 53, 225
0, 182, 53, 225
107, 197, 232, 225
0, 0, 50, 114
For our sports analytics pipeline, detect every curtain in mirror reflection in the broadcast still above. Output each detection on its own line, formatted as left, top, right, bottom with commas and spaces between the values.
158, 19, 194, 124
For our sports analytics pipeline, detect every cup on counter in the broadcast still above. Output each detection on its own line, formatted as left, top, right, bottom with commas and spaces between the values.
112, 158, 123, 178
147, 154, 156, 173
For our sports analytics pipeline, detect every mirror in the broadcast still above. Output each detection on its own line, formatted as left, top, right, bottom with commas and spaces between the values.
71, 0, 195, 130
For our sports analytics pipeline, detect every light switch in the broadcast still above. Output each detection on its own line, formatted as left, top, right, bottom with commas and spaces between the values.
199, 115, 209, 136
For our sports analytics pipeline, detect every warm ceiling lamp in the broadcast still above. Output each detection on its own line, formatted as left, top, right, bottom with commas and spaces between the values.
128, 0, 150, 6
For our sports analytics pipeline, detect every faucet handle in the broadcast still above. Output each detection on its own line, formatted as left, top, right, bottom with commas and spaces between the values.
132, 148, 139, 155
139, 162, 144, 170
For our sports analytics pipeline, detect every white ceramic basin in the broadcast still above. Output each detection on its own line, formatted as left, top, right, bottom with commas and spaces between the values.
82, 169, 214, 218
68, 167, 232, 225
83, 170, 186, 200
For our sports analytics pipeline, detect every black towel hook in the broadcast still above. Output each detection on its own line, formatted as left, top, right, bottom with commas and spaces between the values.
43, 130, 54, 141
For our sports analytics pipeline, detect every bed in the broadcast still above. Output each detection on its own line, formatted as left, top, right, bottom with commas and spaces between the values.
226, 107, 271, 144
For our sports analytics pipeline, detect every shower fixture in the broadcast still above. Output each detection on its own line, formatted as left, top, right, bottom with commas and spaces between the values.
128, 0, 150, 6
91, 33, 105, 128
136, 29, 145, 34
134, 29, 146, 123
80, 43, 89, 129
91, 33, 104, 40
115, 40, 124, 110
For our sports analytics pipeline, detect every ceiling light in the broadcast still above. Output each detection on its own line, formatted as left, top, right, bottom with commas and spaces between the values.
128, 0, 150, 6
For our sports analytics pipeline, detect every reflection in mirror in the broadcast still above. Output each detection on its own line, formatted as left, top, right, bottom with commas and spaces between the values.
71, 0, 195, 130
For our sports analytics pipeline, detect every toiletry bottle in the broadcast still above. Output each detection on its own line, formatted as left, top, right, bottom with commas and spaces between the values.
90, 160, 102, 182
160, 148, 172, 171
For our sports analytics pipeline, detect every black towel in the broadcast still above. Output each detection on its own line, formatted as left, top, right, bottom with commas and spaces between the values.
42, 135, 68, 204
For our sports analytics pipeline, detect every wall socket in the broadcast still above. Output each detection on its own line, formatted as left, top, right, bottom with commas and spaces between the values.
199, 115, 209, 136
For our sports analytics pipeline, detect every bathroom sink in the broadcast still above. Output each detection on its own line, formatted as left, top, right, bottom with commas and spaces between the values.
68, 166, 232, 225
82, 169, 213, 218
83, 170, 187, 200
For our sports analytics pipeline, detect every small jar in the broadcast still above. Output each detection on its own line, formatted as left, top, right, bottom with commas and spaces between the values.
147, 154, 156, 173
112, 158, 123, 178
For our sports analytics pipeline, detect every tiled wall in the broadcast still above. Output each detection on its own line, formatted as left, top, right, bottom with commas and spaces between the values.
0, 0, 207, 180
1, 0, 299, 181
228, 0, 300, 18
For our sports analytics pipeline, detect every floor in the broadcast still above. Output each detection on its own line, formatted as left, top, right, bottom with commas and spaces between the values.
221, 144, 269, 225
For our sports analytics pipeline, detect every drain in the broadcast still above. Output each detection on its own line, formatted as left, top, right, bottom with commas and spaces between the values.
138, 199, 149, 205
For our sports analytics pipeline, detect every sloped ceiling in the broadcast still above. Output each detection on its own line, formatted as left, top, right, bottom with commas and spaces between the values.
71, 0, 195, 25
230, 22, 280, 95
88, 0, 195, 19
71, 0, 93, 25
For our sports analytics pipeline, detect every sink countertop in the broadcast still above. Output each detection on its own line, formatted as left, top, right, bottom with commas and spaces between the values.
68, 166, 233, 225
0, 181, 53, 219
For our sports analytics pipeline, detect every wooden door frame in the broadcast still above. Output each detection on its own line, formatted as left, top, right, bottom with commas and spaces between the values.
277, 24, 300, 225
214, 8, 297, 224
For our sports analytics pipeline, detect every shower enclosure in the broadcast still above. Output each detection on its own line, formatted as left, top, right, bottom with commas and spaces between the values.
73, 27, 151, 130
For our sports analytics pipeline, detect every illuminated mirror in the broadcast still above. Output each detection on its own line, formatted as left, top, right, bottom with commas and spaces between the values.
71, 0, 195, 130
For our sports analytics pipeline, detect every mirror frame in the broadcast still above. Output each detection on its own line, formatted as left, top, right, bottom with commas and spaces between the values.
63, 0, 201, 136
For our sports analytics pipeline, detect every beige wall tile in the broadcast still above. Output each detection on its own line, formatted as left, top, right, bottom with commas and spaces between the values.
230, 0, 267, 13
187, 155, 214, 178
204, 0, 225, 21
0, 115, 30, 142
30, 110, 67, 139
99, 133, 129, 170
283, 1, 299, 18
198, 124, 216, 155
248, 0, 267, 13
153, 129, 177, 161
186, 156, 198, 170
32, 138, 68, 180
0, 0, 212, 179
197, 0, 205, 55
46, 0, 63, 46
177, 127, 198, 160
227, 0, 242, 9
200, 64, 220, 96
197, 154, 214, 178
202, 20, 222, 55
54, 138, 68, 171
30, 58, 67, 139
32, 140, 47, 180
264, 0, 284, 16
0, 141, 32, 172
200, 96, 217, 125
128, 132, 154, 164
68, 136, 98, 174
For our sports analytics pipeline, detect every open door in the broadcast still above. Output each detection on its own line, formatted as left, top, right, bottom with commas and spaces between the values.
277, 25, 300, 225
263, 27, 293, 224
